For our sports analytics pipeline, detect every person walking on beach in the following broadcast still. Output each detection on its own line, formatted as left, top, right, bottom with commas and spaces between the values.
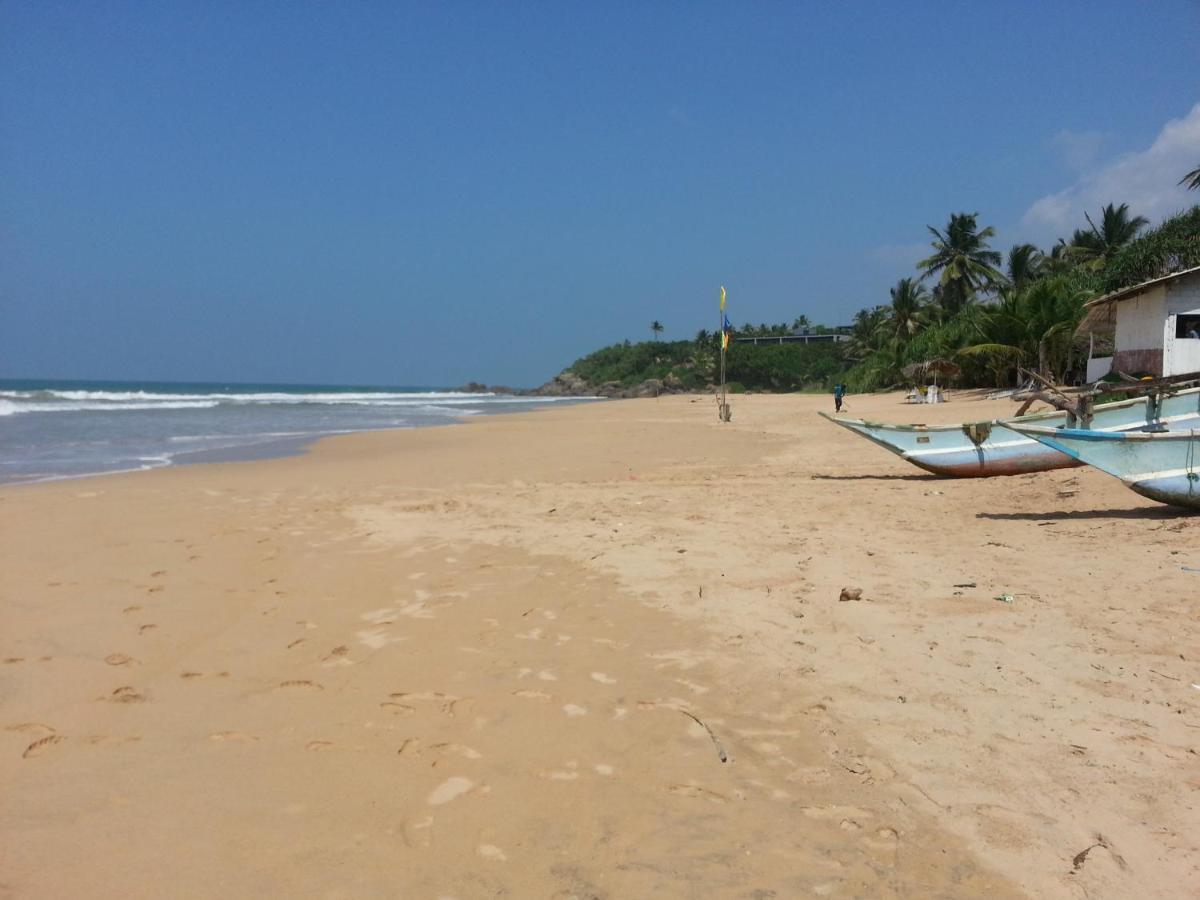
833, 383, 845, 413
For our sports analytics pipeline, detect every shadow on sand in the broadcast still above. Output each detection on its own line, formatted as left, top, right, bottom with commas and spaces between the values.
811, 473, 940, 482
977, 507, 1194, 522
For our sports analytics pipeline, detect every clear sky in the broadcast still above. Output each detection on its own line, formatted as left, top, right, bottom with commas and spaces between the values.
3, 2, 1198, 387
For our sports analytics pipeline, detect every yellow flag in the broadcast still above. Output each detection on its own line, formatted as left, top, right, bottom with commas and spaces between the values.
721, 331, 729, 351
719, 285, 726, 311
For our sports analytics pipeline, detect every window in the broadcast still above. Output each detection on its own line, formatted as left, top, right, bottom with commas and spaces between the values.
1176, 315, 1200, 339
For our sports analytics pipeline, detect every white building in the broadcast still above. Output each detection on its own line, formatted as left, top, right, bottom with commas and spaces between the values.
1078, 265, 1200, 380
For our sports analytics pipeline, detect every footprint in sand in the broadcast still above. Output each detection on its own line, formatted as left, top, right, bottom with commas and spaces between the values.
427, 776, 475, 806
122, 605, 142, 614
667, 783, 728, 804
322, 646, 353, 666
673, 678, 710, 695
286, 638, 306, 649
107, 686, 146, 703
277, 680, 323, 692
397, 738, 422, 757
357, 628, 405, 649
22, 735, 66, 758
360, 608, 397, 625
429, 742, 483, 760
6, 723, 56, 735
4, 657, 25, 664
209, 731, 258, 743
306, 740, 334, 751
399, 815, 433, 848
786, 767, 832, 785
105, 654, 136, 666
84, 734, 141, 748
389, 692, 468, 716
800, 805, 873, 821
138, 624, 157, 635
380, 701, 416, 715
513, 689, 552, 701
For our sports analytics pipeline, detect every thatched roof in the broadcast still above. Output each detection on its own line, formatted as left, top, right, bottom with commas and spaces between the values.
902, 359, 961, 380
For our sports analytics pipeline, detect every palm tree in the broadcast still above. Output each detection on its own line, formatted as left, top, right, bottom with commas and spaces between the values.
695, 329, 711, 346
847, 306, 890, 359
1006, 244, 1045, 291
1180, 165, 1200, 190
1068, 202, 1148, 264
917, 212, 1004, 317
956, 276, 1088, 384
1043, 239, 1075, 275
888, 277, 929, 342
650, 320, 664, 340
791, 314, 811, 333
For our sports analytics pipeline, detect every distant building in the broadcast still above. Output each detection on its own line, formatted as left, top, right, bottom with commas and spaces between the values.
1078, 265, 1200, 379
734, 327, 852, 346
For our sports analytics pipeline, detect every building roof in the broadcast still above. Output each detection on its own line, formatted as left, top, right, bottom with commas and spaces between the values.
1077, 265, 1200, 335
1082, 265, 1200, 309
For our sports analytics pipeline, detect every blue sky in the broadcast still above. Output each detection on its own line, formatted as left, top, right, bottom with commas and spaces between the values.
2, 2, 1198, 387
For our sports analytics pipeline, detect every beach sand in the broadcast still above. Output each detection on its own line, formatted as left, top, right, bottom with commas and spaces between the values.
2, 391, 1196, 898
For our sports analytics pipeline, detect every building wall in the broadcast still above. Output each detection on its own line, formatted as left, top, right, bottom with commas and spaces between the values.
1164, 275, 1200, 376
1114, 287, 1167, 375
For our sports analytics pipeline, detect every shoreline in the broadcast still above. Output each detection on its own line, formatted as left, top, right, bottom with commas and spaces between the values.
0, 395, 604, 488
3, 392, 1195, 897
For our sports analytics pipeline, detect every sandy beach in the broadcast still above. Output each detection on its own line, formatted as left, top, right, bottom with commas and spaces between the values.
2, 392, 1197, 898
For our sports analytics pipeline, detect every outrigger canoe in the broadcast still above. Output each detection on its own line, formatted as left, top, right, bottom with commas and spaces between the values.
819, 386, 1200, 478
1010, 425, 1200, 509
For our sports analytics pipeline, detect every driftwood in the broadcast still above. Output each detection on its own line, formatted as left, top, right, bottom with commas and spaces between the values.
1011, 368, 1200, 427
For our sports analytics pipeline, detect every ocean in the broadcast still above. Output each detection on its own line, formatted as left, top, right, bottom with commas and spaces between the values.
0, 379, 597, 485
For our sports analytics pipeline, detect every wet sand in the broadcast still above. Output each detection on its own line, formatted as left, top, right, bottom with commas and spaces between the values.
2, 391, 1196, 897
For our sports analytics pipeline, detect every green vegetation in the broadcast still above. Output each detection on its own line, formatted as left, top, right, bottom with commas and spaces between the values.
560, 199, 1200, 395
566, 331, 845, 393
844, 203, 1200, 391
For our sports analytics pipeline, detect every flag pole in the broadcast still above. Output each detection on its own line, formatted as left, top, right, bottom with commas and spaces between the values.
718, 286, 730, 422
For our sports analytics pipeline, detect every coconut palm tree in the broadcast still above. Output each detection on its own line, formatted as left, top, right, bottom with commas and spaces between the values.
956, 276, 1088, 384
1006, 244, 1046, 291
1180, 165, 1200, 190
1068, 202, 1148, 264
887, 277, 929, 342
650, 320, 664, 340
847, 306, 890, 359
917, 212, 1005, 317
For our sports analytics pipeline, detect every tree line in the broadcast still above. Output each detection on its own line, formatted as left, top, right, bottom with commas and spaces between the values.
577, 164, 1200, 394
843, 201, 1200, 390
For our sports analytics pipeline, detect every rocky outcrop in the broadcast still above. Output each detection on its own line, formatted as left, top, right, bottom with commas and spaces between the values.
531, 371, 593, 396
460, 369, 697, 399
